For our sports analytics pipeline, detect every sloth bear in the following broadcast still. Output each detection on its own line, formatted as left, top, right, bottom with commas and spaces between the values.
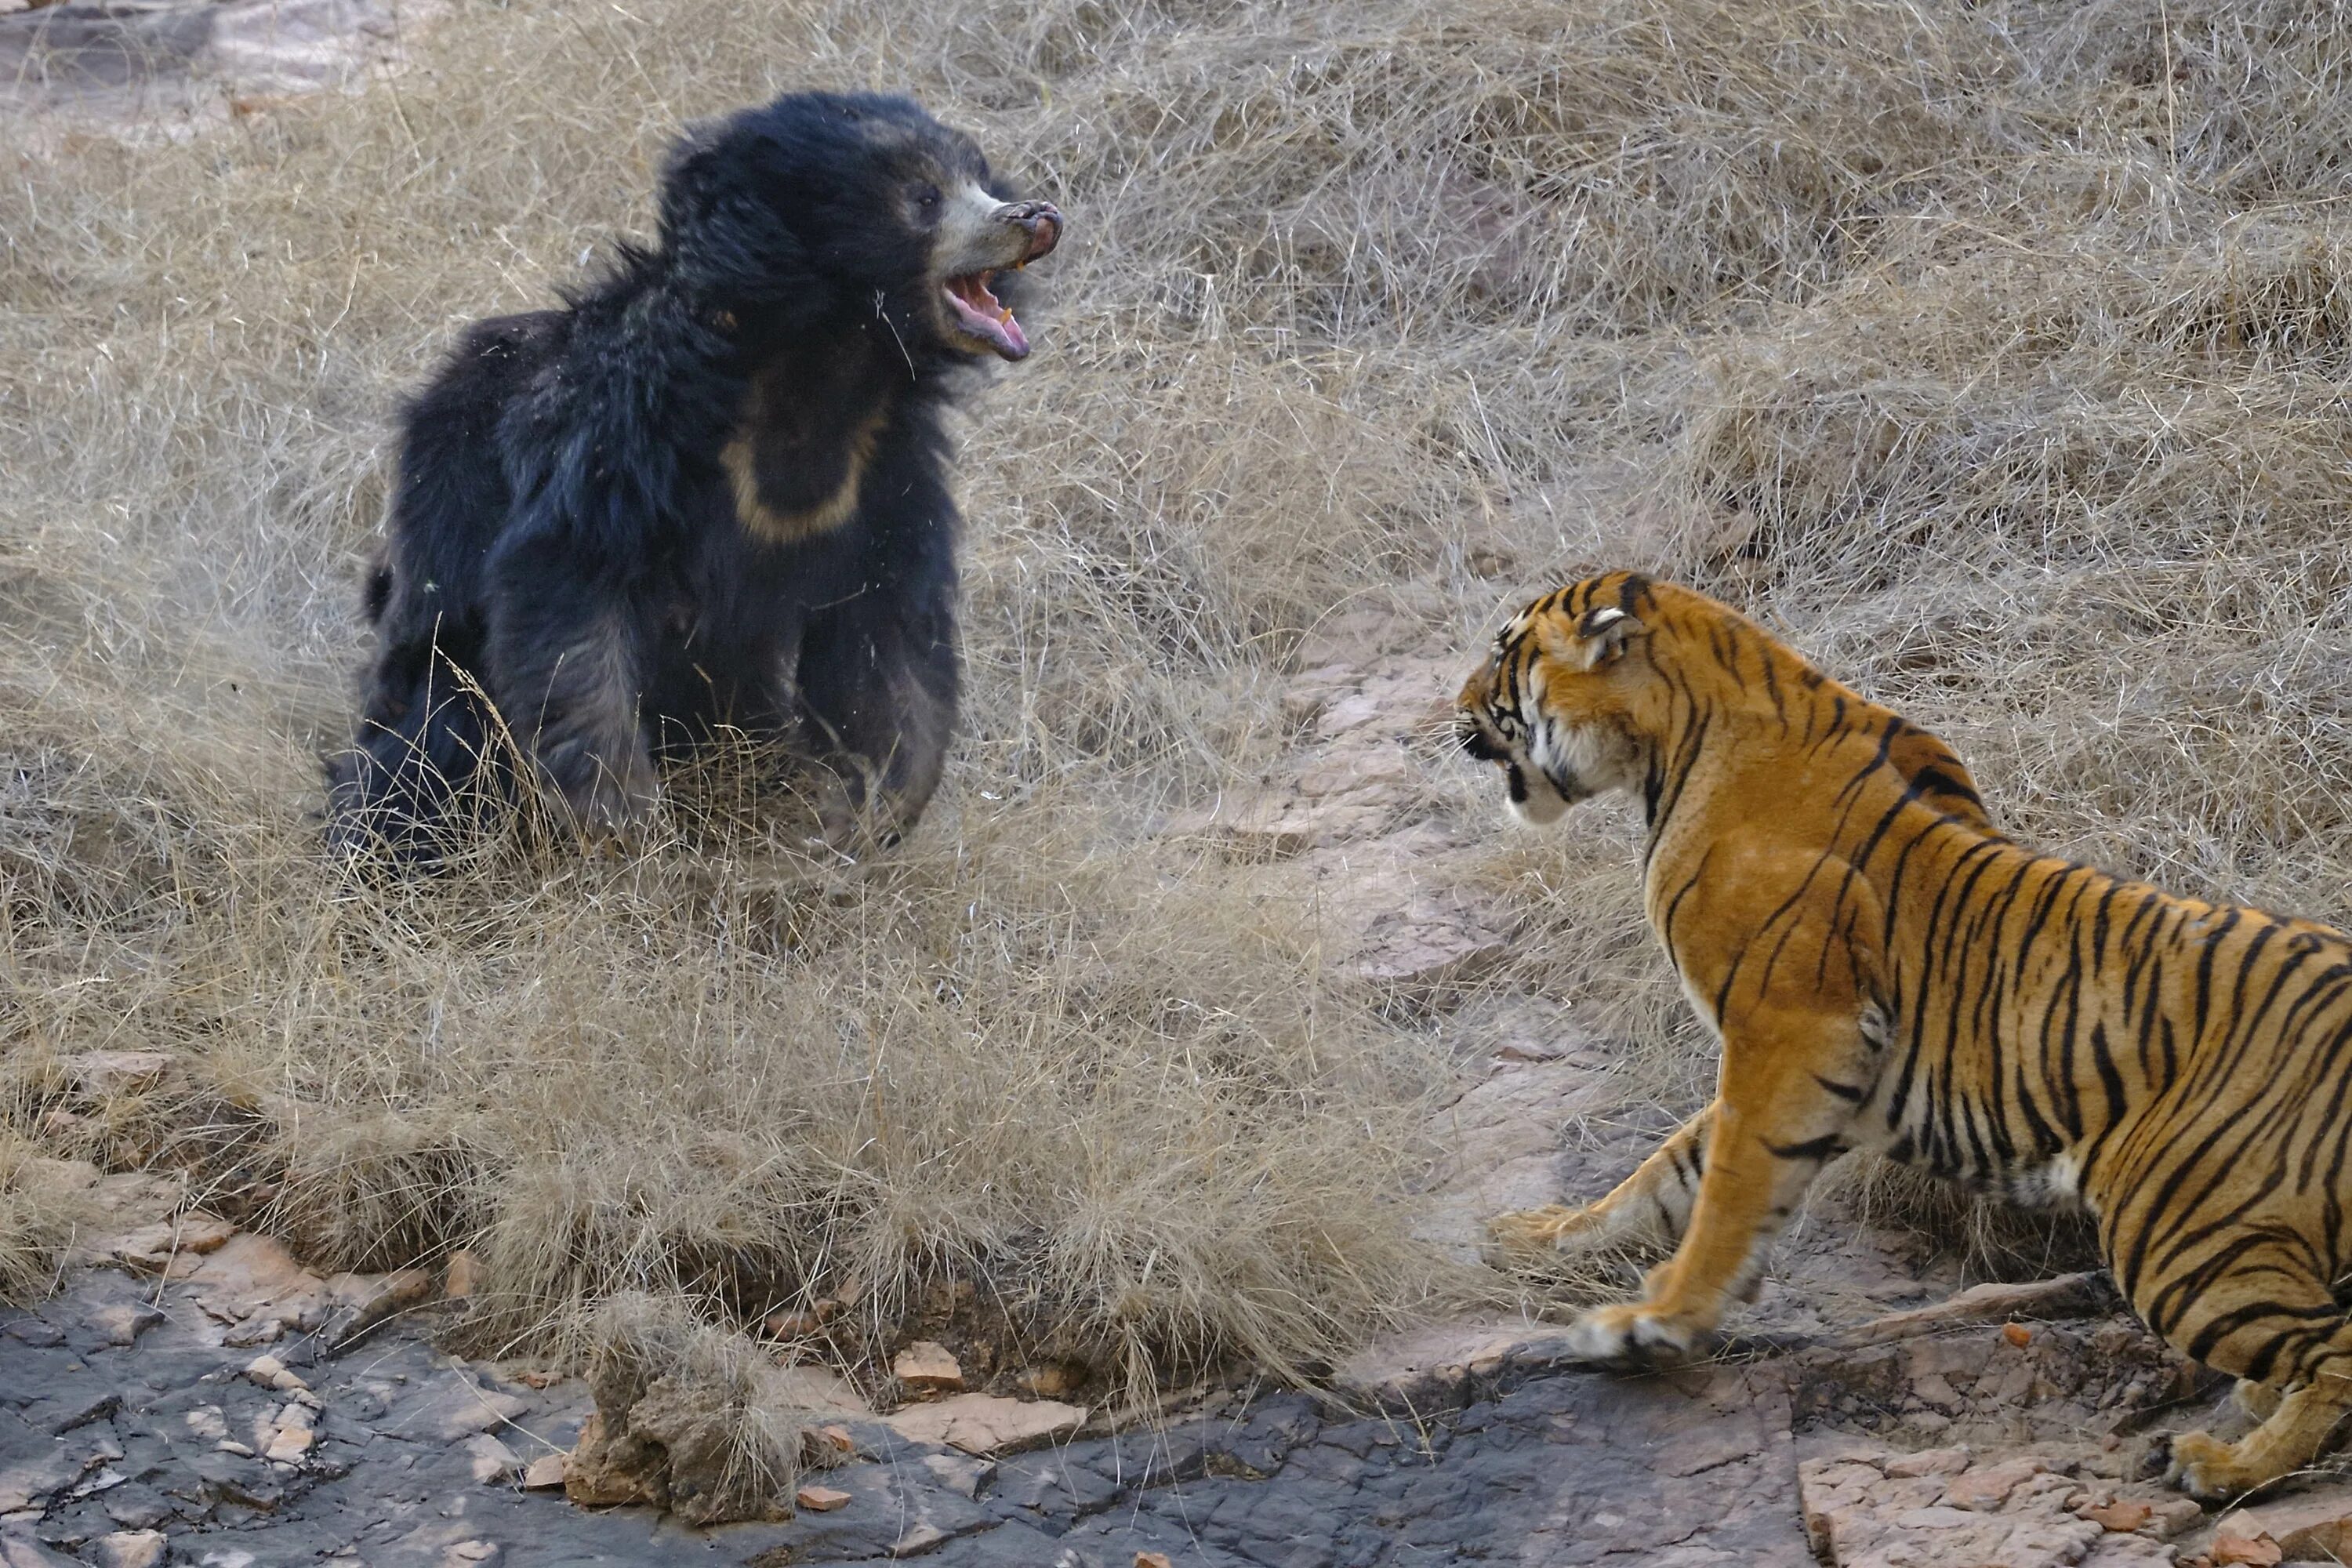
326, 91, 1061, 862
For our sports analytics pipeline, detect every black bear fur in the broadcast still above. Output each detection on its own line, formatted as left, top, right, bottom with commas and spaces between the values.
326, 91, 1061, 862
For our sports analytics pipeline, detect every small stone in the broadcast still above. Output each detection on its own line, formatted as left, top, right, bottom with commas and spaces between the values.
445, 1541, 495, 1563
0, 1534, 75, 1568
817, 1425, 856, 1454
263, 1426, 313, 1465
1135, 1555, 1174, 1568
463, 1434, 521, 1485
2217, 1483, 2352, 1557
521, 1454, 566, 1490
111, 1213, 237, 1277
795, 1486, 851, 1512
1016, 1364, 1079, 1399
86, 1303, 162, 1347
891, 1524, 949, 1556
242, 1355, 307, 1392
923, 1454, 991, 1498
319, 1269, 434, 1342
2084, 1498, 2153, 1532
1941, 1456, 2046, 1511
764, 1310, 821, 1340
89, 1531, 165, 1568
183, 1406, 230, 1442
221, 1316, 285, 1348
2002, 1322, 2033, 1348
444, 1251, 483, 1300
2212, 1530, 2285, 1566
771, 1365, 869, 1416
882, 1393, 1087, 1456
397, 1384, 527, 1444
891, 1341, 964, 1394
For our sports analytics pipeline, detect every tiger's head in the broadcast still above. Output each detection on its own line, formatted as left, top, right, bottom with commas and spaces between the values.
1454, 572, 1662, 826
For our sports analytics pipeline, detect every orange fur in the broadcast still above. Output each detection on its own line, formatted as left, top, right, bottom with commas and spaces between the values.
1461, 573, 2352, 1500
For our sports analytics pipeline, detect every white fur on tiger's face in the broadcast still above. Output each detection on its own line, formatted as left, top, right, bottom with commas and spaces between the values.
1455, 597, 1646, 824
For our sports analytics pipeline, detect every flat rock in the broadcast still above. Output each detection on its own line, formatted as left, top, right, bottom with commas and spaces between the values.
771, 1365, 869, 1417
1334, 1315, 1580, 1406
463, 1433, 520, 1484
387, 1380, 528, 1444
0, 1526, 78, 1568
318, 1269, 433, 1343
83, 1303, 161, 1348
104, 1214, 235, 1279
88, 1532, 165, 1568
882, 1394, 1085, 1456
890, 1341, 964, 1395
183, 1234, 324, 1330
1800, 1446, 2176, 1567
2206, 1481, 2352, 1562
0, 1448, 96, 1513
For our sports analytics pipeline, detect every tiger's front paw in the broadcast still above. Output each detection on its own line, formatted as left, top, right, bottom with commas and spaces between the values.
1562, 1301, 1704, 1368
1484, 1204, 1604, 1262
2158, 1428, 2252, 1502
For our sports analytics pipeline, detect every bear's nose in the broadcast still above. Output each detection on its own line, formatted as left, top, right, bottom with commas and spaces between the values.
993, 200, 1063, 263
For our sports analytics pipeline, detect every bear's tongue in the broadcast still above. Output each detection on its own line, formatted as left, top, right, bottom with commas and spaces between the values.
944, 272, 1029, 360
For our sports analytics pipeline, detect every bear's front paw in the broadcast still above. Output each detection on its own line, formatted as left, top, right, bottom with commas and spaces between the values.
1562, 1302, 1702, 1368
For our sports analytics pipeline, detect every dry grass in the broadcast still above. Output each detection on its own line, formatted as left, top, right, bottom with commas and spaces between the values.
6, 0, 2352, 1433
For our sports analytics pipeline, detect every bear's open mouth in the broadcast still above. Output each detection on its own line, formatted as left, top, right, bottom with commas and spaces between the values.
943, 270, 1028, 360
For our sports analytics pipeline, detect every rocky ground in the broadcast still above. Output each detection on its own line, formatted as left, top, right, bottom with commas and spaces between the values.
0, 1168, 2336, 1568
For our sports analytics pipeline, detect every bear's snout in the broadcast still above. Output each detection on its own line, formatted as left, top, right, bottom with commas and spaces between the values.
996, 200, 1063, 265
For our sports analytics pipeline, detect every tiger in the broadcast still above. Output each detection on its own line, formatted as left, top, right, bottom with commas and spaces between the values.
1456, 570, 2352, 1500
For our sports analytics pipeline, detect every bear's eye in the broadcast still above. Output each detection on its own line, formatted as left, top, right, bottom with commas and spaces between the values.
912, 183, 942, 217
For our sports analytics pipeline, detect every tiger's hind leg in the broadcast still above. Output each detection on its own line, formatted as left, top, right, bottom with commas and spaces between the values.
2234, 1378, 2283, 1422
2143, 1239, 2352, 1500
2166, 1375, 2352, 1501
1487, 1102, 1715, 1262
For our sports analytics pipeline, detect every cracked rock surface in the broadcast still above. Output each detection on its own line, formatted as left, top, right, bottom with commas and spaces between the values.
3, 1243, 2311, 1566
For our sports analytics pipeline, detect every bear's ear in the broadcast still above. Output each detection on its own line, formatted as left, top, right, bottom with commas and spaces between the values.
655, 117, 731, 242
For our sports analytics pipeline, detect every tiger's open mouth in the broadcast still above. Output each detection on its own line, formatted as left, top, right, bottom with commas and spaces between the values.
943, 270, 1026, 360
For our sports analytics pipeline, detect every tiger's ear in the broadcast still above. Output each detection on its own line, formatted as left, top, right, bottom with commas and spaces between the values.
1540, 605, 1646, 671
